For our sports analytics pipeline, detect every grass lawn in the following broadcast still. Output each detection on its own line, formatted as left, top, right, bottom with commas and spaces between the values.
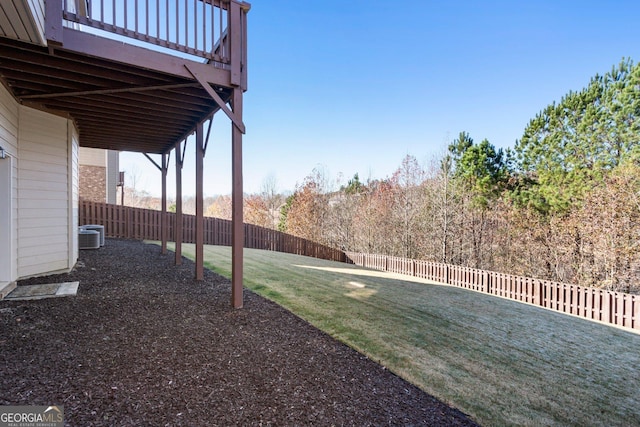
164, 242, 640, 426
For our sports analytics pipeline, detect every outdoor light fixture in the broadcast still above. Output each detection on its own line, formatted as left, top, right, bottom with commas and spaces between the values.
0, 146, 5, 159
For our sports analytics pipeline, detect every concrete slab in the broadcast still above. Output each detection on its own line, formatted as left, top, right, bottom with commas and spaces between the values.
4, 281, 79, 301
56, 282, 79, 296
0, 281, 17, 299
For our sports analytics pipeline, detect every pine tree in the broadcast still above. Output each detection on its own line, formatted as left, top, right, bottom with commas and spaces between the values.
514, 58, 640, 214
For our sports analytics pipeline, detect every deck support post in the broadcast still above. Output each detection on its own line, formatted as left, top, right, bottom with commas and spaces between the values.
161, 152, 168, 254
185, 63, 245, 307
142, 152, 169, 254
175, 140, 185, 265
231, 87, 244, 308
195, 122, 205, 280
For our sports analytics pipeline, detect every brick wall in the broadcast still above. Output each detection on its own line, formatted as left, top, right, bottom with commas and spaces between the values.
79, 165, 106, 202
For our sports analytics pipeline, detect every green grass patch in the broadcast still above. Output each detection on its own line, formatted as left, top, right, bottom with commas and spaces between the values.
163, 242, 640, 426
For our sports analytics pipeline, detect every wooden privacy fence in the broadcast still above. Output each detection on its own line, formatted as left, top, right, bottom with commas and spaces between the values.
79, 201, 638, 332
79, 200, 346, 262
345, 252, 640, 332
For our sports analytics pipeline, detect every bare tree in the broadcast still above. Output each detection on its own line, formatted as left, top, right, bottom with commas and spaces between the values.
285, 168, 330, 244
387, 155, 427, 259
260, 173, 285, 229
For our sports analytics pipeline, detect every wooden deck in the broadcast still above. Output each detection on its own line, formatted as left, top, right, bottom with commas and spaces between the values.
0, 0, 249, 154
0, 0, 250, 307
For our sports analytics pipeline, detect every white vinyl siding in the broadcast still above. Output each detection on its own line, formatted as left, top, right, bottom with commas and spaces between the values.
79, 147, 106, 167
25, 0, 45, 44
106, 150, 118, 204
0, 0, 46, 45
68, 123, 79, 267
0, 158, 14, 285
0, 83, 78, 283
0, 84, 18, 284
17, 106, 71, 278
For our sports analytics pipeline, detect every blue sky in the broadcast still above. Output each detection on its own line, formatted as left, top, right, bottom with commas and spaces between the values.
120, 0, 640, 197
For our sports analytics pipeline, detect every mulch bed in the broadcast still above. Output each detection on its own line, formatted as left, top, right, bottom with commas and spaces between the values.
1, 239, 478, 426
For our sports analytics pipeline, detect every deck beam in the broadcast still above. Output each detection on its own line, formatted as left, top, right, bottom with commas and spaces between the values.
59, 28, 231, 87
185, 64, 245, 133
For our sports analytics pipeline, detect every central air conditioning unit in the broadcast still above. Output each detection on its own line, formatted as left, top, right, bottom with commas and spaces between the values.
79, 229, 100, 250
80, 224, 105, 246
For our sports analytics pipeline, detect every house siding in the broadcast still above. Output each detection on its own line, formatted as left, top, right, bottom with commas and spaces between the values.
106, 150, 119, 204
0, 84, 19, 287
79, 147, 105, 166
17, 106, 76, 279
0, 0, 46, 45
25, 0, 46, 45
79, 147, 118, 203
69, 123, 79, 268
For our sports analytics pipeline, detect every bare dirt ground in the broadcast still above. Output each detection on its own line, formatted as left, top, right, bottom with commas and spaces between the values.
1, 239, 478, 426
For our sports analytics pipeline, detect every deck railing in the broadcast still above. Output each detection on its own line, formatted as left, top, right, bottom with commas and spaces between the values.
345, 252, 640, 332
60, 0, 248, 68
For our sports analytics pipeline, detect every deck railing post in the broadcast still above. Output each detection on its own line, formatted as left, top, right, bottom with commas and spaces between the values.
45, 0, 64, 45
229, 0, 249, 87
241, 3, 249, 90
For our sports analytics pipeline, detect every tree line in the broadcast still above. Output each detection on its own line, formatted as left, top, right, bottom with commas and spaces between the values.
273, 58, 640, 293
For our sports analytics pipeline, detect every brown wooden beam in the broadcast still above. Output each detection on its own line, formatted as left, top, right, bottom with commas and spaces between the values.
0, 40, 177, 85
161, 153, 168, 255
229, 0, 243, 87
195, 122, 204, 280
231, 87, 244, 308
20, 83, 200, 100
40, 96, 202, 124
1, 69, 80, 90
143, 153, 162, 171
59, 28, 231, 87
0, 58, 129, 88
175, 140, 185, 266
74, 114, 191, 134
95, 91, 212, 114
241, 3, 249, 91
184, 64, 246, 133
79, 140, 179, 154
45, 0, 63, 45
